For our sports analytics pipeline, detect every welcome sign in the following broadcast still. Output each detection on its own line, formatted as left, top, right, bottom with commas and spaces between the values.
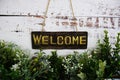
31, 32, 88, 49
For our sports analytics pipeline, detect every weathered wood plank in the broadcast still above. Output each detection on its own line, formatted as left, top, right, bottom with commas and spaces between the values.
0, 0, 119, 16
0, 0, 120, 55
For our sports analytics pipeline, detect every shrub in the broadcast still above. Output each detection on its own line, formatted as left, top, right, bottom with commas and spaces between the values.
29, 50, 51, 80
48, 51, 66, 80
63, 51, 81, 80
92, 30, 120, 78
0, 40, 24, 80
0, 30, 120, 80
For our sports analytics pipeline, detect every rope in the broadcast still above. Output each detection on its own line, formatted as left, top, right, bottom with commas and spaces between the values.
42, 0, 78, 31
42, 0, 51, 31
69, 0, 78, 31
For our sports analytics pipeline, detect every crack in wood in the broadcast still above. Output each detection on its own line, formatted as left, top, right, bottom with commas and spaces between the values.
11, 30, 24, 33
0, 14, 46, 19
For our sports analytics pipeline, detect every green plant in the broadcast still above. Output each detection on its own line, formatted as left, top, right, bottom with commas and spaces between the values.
29, 50, 51, 80
0, 41, 21, 70
112, 33, 120, 77
8, 54, 29, 80
96, 60, 106, 79
92, 30, 120, 78
93, 30, 113, 77
77, 30, 120, 80
0, 30, 120, 80
0, 65, 9, 80
7, 50, 50, 80
0, 40, 25, 80
63, 51, 81, 80
48, 51, 66, 80
77, 52, 99, 80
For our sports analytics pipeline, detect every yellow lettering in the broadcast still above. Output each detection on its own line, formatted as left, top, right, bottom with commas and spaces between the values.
50, 36, 56, 45
65, 36, 71, 45
80, 36, 86, 44
57, 36, 63, 45
33, 34, 42, 45
42, 36, 48, 45
72, 36, 79, 45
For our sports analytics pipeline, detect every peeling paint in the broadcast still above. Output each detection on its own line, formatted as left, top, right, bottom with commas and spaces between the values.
56, 21, 59, 26
53, 16, 119, 29
70, 22, 78, 26
0, 0, 119, 55
70, 17, 77, 21
11, 30, 23, 33
55, 16, 68, 20
61, 22, 69, 26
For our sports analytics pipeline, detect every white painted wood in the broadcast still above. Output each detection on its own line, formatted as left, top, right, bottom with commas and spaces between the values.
0, 0, 119, 16
0, 0, 120, 55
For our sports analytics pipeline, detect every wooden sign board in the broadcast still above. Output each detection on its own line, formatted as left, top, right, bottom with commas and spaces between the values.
31, 32, 88, 49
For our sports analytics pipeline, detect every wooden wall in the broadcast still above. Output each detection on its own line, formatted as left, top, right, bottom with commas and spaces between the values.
0, 0, 120, 55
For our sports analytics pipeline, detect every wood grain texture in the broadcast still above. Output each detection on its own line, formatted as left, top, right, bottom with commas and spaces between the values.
0, 0, 120, 55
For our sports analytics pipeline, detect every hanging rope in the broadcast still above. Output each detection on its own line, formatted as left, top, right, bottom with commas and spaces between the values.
69, 0, 78, 31
42, 0, 51, 31
42, 0, 78, 31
